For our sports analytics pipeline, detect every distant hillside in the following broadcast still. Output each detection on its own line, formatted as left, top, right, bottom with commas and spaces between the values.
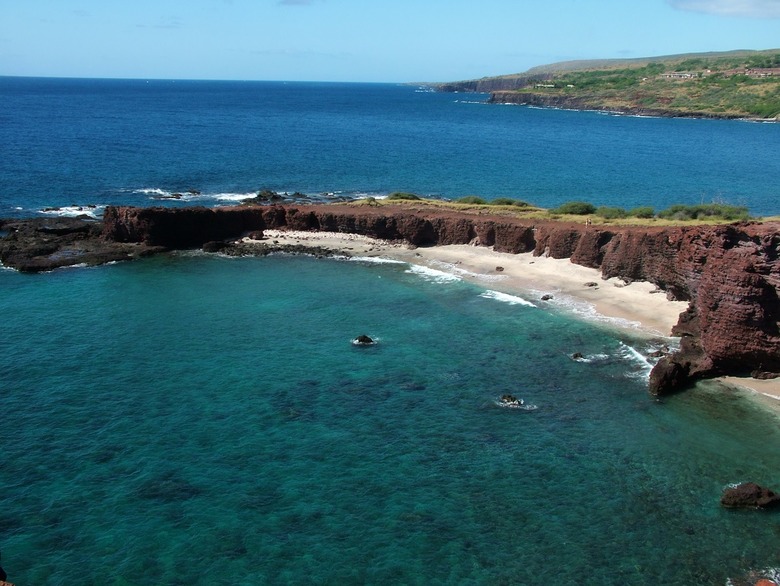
438, 49, 780, 119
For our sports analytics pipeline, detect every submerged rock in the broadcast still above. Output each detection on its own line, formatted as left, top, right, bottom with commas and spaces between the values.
720, 482, 780, 509
353, 335, 375, 346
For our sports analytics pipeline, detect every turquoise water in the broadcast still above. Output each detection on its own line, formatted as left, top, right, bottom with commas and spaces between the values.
2, 254, 779, 584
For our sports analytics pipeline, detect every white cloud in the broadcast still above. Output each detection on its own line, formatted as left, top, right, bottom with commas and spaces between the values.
668, 0, 780, 18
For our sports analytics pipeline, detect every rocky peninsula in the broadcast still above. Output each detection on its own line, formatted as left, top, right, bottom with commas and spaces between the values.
2, 203, 780, 399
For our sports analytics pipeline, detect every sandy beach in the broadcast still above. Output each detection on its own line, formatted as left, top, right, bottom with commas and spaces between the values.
248, 229, 780, 415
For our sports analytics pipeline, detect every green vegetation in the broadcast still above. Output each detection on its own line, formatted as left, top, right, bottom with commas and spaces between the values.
356, 193, 752, 225
456, 196, 487, 204
656, 203, 750, 222
387, 192, 422, 201
595, 206, 628, 220
629, 206, 655, 219
491, 197, 531, 207
552, 201, 597, 215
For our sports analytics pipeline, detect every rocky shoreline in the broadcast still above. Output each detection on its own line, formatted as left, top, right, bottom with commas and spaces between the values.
3, 203, 780, 398
488, 91, 753, 120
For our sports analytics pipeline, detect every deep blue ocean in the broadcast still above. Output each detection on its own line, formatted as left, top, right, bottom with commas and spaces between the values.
1, 77, 779, 217
1, 78, 780, 585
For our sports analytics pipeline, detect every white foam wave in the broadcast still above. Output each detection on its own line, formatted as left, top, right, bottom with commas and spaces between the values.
480, 290, 536, 307
405, 264, 462, 283
350, 256, 407, 265
573, 353, 610, 364
618, 342, 653, 379
135, 187, 171, 196
39, 205, 104, 219
212, 192, 258, 202
533, 289, 647, 332
425, 259, 507, 283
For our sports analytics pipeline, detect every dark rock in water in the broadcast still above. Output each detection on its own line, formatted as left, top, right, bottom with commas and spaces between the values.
649, 335, 714, 395
571, 352, 584, 360
584, 281, 599, 288
495, 266, 504, 272
541, 294, 553, 301
353, 335, 375, 346
0, 216, 159, 272
648, 356, 691, 395
646, 345, 670, 358
202, 240, 228, 253
720, 482, 780, 509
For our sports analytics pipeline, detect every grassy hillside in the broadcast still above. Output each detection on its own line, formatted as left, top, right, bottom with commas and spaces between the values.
445, 50, 780, 119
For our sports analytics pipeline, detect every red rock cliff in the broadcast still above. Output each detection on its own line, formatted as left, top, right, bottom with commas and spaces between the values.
103, 204, 780, 395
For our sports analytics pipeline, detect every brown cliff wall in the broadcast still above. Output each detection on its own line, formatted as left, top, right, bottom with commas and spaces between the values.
102, 204, 780, 394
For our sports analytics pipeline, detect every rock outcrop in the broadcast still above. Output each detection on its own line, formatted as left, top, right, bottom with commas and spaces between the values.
5, 203, 780, 396
721, 482, 780, 509
0, 216, 162, 272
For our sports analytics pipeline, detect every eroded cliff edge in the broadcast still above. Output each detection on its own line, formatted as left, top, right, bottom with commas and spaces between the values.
4, 204, 780, 396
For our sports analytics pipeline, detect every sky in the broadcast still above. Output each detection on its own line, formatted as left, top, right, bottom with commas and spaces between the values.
1, 0, 779, 82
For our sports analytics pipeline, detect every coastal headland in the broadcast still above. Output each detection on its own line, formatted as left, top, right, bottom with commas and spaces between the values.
436, 49, 780, 120
2, 203, 780, 403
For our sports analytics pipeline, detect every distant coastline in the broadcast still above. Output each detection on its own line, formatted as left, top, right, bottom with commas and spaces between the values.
436, 48, 780, 121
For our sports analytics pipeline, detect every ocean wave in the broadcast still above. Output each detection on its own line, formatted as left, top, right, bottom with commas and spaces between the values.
572, 352, 611, 364
479, 290, 536, 307
425, 259, 507, 283
405, 264, 462, 283
210, 192, 258, 202
39, 205, 104, 219
533, 289, 648, 332
618, 342, 653, 379
349, 256, 407, 265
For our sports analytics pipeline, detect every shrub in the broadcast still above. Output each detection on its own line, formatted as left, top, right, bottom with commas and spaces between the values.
457, 196, 487, 205
629, 206, 655, 219
490, 197, 531, 207
387, 192, 421, 201
657, 203, 750, 222
595, 206, 628, 219
551, 201, 596, 215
